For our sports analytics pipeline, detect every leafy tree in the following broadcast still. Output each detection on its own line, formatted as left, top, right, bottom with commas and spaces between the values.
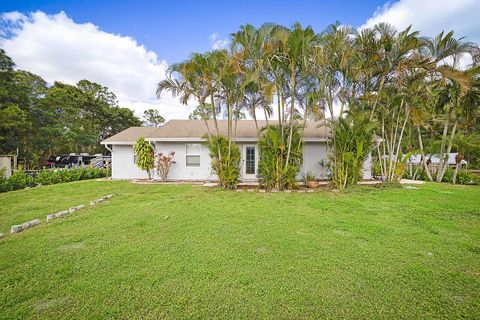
133, 137, 154, 179
0, 50, 30, 155
143, 109, 165, 127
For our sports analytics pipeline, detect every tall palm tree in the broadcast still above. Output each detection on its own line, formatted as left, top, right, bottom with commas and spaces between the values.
423, 32, 478, 181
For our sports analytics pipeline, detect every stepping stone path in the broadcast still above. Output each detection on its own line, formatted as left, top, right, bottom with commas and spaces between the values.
6, 194, 116, 239
90, 194, 114, 205
46, 210, 70, 222
10, 219, 41, 234
69, 204, 85, 213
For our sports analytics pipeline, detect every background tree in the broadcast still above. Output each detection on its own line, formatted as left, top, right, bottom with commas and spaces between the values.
143, 109, 165, 127
0, 50, 141, 168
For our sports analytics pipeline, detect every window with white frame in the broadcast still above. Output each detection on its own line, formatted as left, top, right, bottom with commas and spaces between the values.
186, 144, 201, 167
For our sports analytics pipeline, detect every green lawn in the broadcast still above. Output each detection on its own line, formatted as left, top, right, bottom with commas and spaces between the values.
0, 181, 479, 319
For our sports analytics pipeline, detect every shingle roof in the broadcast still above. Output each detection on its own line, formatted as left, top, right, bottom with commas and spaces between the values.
100, 127, 158, 144
101, 120, 329, 144
149, 120, 329, 139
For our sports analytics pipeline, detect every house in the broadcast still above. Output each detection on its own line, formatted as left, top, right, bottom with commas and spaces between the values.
409, 153, 467, 167
101, 120, 373, 181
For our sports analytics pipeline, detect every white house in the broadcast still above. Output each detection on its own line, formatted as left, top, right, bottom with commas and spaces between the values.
101, 120, 372, 181
409, 153, 467, 167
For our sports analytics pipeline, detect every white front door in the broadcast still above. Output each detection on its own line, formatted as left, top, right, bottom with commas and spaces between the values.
243, 145, 258, 181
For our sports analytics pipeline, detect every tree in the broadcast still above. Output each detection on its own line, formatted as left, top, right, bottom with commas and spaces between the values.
133, 137, 154, 179
158, 21, 480, 189
0, 50, 31, 156
143, 109, 165, 127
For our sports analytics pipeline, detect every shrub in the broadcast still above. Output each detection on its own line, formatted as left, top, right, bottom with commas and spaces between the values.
0, 167, 107, 193
258, 124, 303, 190
205, 135, 240, 189
155, 151, 176, 181
329, 114, 374, 190
1, 170, 35, 192
457, 169, 480, 185
441, 168, 454, 183
301, 170, 317, 184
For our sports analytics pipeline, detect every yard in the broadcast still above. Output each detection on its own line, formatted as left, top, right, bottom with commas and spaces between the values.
0, 180, 479, 319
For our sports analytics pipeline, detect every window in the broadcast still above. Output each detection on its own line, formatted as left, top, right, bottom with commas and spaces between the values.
186, 144, 201, 167
245, 146, 256, 174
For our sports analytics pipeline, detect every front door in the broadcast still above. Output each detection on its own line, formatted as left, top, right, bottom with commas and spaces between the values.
243, 145, 257, 180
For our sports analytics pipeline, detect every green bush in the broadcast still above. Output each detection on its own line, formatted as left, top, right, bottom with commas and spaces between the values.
456, 169, 480, 185
441, 168, 454, 183
404, 167, 479, 185
0, 167, 107, 193
258, 124, 303, 190
329, 114, 375, 190
205, 135, 240, 189
0, 170, 35, 192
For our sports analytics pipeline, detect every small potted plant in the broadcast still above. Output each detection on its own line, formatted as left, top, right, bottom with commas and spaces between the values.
302, 170, 319, 188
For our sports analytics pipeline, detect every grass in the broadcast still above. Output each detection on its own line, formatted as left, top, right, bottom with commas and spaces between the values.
0, 180, 479, 319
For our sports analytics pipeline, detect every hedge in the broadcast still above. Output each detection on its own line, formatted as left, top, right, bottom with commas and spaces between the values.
0, 167, 107, 193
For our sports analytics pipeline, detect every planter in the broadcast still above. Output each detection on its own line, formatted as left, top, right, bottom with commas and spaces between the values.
307, 181, 320, 188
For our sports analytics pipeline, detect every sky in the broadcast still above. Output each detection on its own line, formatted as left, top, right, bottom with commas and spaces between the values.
1, 0, 479, 120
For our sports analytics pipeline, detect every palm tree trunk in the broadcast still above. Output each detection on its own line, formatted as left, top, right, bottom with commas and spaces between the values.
452, 162, 460, 184
276, 88, 282, 129
252, 105, 259, 137
437, 120, 457, 182
436, 116, 450, 181
369, 76, 385, 121
416, 126, 433, 181
211, 93, 220, 135
263, 107, 270, 125
285, 63, 296, 168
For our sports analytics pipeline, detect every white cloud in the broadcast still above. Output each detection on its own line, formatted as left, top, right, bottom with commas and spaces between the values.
210, 33, 229, 50
0, 11, 195, 120
361, 0, 480, 43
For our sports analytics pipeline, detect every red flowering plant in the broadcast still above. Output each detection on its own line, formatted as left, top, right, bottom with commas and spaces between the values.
155, 151, 176, 181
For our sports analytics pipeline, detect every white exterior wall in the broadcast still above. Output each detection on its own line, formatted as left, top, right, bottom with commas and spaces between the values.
111, 144, 149, 179
154, 142, 217, 181
300, 142, 372, 180
110, 140, 372, 181
301, 142, 329, 179
363, 153, 372, 180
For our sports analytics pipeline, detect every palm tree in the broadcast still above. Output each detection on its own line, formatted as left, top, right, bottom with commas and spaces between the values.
157, 53, 214, 137
422, 31, 478, 181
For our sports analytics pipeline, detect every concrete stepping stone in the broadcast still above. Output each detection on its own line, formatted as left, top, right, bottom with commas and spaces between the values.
10, 219, 41, 234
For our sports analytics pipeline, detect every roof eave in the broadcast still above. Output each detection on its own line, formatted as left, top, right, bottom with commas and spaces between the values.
100, 141, 135, 145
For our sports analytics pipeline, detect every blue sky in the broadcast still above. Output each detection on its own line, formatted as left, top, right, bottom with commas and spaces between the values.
1, 0, 386, 63
1, 0, 479, 119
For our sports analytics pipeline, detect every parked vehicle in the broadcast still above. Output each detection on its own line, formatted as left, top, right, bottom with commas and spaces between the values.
46, 153, 111, 169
